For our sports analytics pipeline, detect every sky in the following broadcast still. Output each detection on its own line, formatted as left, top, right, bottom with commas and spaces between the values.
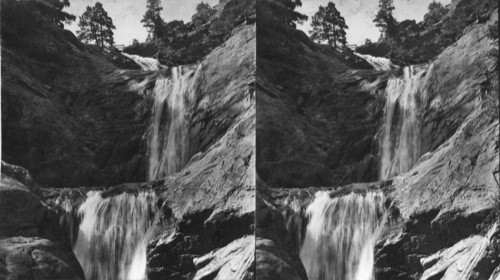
64, 0, 219, 45
296, 0, 452, 45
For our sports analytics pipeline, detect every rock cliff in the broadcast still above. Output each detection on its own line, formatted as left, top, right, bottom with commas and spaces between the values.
256, 5, 499, 280
1, 1, 255, 279
1, 16, 152, 187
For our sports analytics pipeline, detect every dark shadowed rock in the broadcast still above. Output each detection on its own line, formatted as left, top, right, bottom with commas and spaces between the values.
0, 175, 45, 237
257, 21, 390, 189
0, 237, 84, 280
1, 16, 153, 187
1, 161, 41, 196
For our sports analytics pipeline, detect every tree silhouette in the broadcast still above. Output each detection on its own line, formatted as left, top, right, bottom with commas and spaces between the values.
309, 2, 348, 48
374, 0, 397, 40
36, 0, 76, 27
141, 0, 164, 41
192, 2, 216, 27
258, 0, 308, 28
77, 2, 116, 47
424, 1, 448, 26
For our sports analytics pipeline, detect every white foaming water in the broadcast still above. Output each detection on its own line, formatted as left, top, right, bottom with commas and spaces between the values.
148, 66, 199, 180
300, 191, 386, 280
379, 66, 427, 180
355, 53, 394, 71
73, 191, 156, 280
123, 53, 164, 71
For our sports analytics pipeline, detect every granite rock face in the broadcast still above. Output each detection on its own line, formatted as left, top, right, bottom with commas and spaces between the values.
375, 10, 499, 280
256, 5, 499, 280
146, 23, 256, 280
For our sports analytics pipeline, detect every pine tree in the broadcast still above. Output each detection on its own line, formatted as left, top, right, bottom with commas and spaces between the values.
258, 0, 308, 28
141, 0, 164, 40
373, 0, 397, 40
37, 0, 76, 27
192, 2, 216, 27
424, 1, 447, 26
309, 2, 348, 48
77, 2, 116, 47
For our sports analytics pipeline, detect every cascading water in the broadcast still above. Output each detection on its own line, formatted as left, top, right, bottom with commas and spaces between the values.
379, 66, 428, 180
300, 191, 386, 280
148, 66, 198, 180
123, 53, 164, 71
355, 53, 394, 71
73, 191, 156, 280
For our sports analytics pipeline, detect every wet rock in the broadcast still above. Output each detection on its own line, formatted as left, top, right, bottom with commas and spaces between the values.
256, 238, 305, 280
490, 266, 500, 280
0, 237, 84, 280
255, 181, 308, 280
193, 236, 254, 280
420, 225, 499, 280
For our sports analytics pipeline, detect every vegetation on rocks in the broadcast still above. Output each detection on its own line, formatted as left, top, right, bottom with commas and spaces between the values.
356, 0, 499, 64
76, 2, 116, 47
309, 2, 348, 48
123, 0, 255, 66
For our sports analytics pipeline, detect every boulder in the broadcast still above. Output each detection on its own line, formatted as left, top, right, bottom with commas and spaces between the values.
0, 237, 84, 280
193, 236, 254, 280
0, 174, 45, 237
420, 225, 499, 280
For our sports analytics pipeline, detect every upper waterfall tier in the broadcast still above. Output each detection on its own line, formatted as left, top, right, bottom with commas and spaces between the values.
147, 65, 201, 180
123, 53, 164, 71
379, 65, 431, 180
355, 53, 395, 71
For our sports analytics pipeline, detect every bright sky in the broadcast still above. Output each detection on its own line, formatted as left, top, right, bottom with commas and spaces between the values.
297, 0, 452, 45
64, 0, 219, 45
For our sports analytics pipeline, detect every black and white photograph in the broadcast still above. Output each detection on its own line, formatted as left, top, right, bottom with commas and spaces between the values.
0, 0, 498, 279
1, 0, 255, 279
256, 0, 499, 280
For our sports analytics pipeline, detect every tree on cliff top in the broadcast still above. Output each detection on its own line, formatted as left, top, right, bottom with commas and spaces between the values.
36, 0, 76, 27
192, 2, 216, 27
1, 0, 75, 29
424, 1, 448, 26
374, 0, 397, 41
309, 2, 348, 48
258, 0, 308, 28
77, 2, 116, 47
141, 0, 164, 41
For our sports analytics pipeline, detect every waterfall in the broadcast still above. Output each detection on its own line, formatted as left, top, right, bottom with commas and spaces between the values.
300, 191, 386, 280
73, 191, 156, 280
148, 66, 198, 180
355, 53, 394, 71
379, 66, 427, 180
123, 53, 164, 71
